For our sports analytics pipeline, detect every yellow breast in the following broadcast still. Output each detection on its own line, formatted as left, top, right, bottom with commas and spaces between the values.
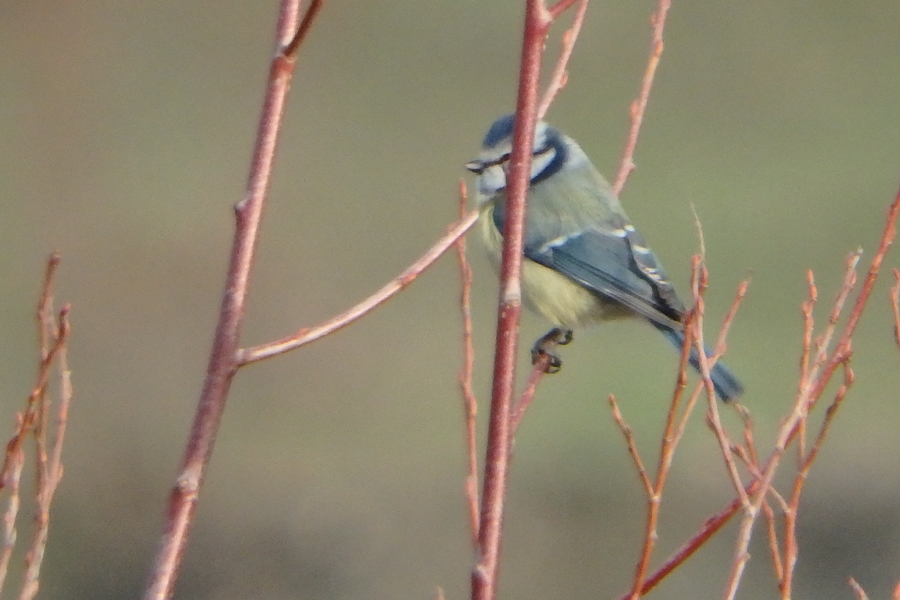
478, 202, 632, 329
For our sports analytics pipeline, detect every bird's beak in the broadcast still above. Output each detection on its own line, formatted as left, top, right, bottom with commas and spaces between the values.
465, 160, 485, 175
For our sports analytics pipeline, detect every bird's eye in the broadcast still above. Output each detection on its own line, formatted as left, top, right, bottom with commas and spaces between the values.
466, 151, 513, 175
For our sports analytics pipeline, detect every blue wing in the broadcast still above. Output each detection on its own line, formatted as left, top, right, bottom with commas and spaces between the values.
523, 222, 685, 329
525, 225, 745, 400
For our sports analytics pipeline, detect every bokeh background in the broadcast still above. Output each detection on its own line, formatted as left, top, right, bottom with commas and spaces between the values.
2, 0, 900, 598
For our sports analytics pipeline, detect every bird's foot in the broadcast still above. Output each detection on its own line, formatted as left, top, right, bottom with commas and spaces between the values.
531, 328, 574, 374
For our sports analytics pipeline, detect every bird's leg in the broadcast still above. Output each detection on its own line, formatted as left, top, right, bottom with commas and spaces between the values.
531, 328, 574, 374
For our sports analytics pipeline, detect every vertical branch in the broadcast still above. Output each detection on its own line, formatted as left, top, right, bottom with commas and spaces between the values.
617, 271, 745, 599
691, 261, 750, 508
625, 258, 701, 600
721, 178, 899, 598
636, 179, 898, 598
471, 2, 549, 598
536, 0, 589, 120
890, 269, 900, 353
722, 255, 857, 600
455, 182, 481, 546
0, 255, 71, 598
20, 308, 71, 600
762, 501, 784, 584
612, 0, 671, 195
0, 445, 23, 595
780, 364, 853, 598
141, 1, 314, 598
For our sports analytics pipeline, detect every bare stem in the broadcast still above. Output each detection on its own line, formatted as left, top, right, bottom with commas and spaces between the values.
608, 396, 652, 496
471, 2, 549, 598
848, 577, 870, 600
890, 269, 900, 352
238, 210, 479, 365
537, 0, 589, 121
0, 255, 71, 598
612, 0, 671, 195
721, 185, 900, 599
780, 364, 852, 598
455, 183, 481, 546
617, 267, 745, 598
141, 2, 313, 598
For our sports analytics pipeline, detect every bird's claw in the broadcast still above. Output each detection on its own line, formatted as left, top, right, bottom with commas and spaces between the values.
531, 328, 573, 374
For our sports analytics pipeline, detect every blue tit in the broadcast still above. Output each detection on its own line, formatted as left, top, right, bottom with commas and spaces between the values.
465, 114, 743, 401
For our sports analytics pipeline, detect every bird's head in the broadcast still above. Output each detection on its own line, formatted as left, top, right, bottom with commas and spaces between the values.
465, 114, 569, 200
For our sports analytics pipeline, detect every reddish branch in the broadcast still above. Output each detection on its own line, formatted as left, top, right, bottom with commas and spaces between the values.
473, 0, 672, 597
611, 258, 747, 599
848, 577, 870, 600
638, 185, 897, 599
470, 0, 546, 596
141, 2, 309, 598
455, 183, 481, 546
612, 180, 898, 596
720, 188, 899, 598
537, 0, 589, 121
238, 210, 479, 365
891, 269, 900, 352
613, 0, 671, 195
692, 266, 751, 510
0, 255, 71, 599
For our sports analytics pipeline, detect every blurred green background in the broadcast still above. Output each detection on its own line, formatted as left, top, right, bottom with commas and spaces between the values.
2, 0, 899, 598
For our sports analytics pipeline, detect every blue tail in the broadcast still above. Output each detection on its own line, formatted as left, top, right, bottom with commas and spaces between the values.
652, 323, 744, 402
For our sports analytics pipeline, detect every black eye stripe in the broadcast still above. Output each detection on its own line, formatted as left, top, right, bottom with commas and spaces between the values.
482, 146, 552, 170
535, 145, 553, 157
481, 152, 511, 169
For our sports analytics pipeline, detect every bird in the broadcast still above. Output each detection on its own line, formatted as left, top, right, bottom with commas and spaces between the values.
465, 114, 743, 401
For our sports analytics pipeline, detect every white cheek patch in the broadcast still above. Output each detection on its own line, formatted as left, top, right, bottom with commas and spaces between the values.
478, 165, 507, 196
530, 147, 557, 179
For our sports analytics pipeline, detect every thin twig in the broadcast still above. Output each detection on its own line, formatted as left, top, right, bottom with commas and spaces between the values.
710, 279, 748, 362
20, 307, 71, 600
608, 396, 652, 495
612, 0, 671, 195
0, 444, 23, 594
721, 185, 900, 599
780, 363, 853, 598
238, 210, 479, 365
283, 0, 324, 59
537, 0, 589, 121
509, 344, 559, 434
626, 260, 709, 600
691, 261, 749, 507
142, 1, 305, 598
455, 182, 481, 547
890, 269, 900, 352
796, 270, 817, 462
762, 500, 783, 584
47, 311, 72, 495
848, 577, 870, 600
0, 255, 70, 598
